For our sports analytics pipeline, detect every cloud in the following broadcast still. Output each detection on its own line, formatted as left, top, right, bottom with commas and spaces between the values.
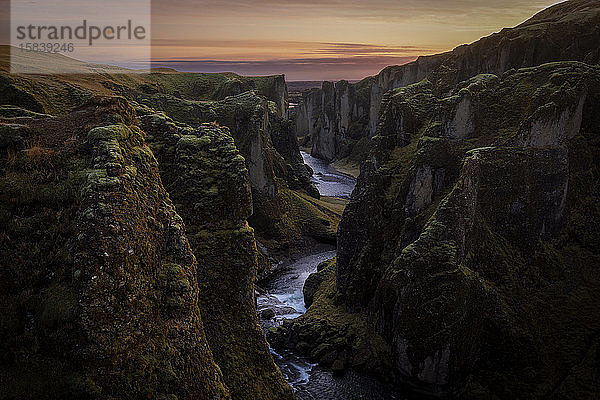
1, 0, 563, 79
146, 0, 561, 79
152, 0, 558, 22
150, 55, 417, 81
311, 43, 434, 55
151, 39, 434, 56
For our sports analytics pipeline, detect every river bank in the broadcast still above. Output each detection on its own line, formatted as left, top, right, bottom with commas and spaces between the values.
256, 152, 408, 399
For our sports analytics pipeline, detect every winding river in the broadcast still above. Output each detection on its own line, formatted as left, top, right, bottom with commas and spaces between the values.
257, 152, 406, 400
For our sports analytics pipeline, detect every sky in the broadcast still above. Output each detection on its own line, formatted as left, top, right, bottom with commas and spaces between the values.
150, 0, 563, 80
2, 0, 564, 80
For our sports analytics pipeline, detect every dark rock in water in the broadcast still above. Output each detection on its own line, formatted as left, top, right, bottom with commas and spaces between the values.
261, 309, 276, 319
0, 97, 231, 399
303, 267, 329, 308
257, 296, 298, 320
331, 360, 346, 373
316, 260, 330, 272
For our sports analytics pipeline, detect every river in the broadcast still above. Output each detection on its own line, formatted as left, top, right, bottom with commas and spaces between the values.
256, 152, 406, 400
300, 151, 357, 199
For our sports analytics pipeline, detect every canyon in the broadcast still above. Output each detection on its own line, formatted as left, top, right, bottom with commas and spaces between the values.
295, 0, 600, 165
274, 1, 600, 399
1, 0, 600, 399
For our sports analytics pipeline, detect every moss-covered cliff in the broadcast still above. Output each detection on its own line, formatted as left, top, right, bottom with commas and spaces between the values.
0, 50, 329, 259
296, 0, 600, 164
0, 57, 338, 399
133, 90, 325, 256
272, 61, 600, 399
0, 97, 231, 399
138, 111, 294, 400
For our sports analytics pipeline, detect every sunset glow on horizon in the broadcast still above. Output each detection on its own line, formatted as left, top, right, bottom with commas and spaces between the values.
150, 0, 564, 80
0, 0, 565, 80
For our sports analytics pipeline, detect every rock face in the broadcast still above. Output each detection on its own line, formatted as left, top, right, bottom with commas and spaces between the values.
0, 54, 323, 256
125, 89, 322, 254
279, 61, 600, 399
296, 80, 372, 163
296, 0, 600, 162
0, 98, 231, 399
138, 111, 294, 400
253, 74, 288, 117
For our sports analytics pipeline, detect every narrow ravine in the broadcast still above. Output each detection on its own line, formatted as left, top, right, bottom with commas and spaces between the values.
257, 152, 406, 400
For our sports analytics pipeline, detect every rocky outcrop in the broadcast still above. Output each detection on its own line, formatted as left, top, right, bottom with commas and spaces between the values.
0, 98, 231, 399
135, 90, 325, 253
272, 61, 600, 399
138, 111, 294, 400
0, 54, 323, 255
302, 260, 331, 308
271, 118, 319, 196
297, 0, 600, 162
251, 74, 288, 117
372, 146, 571, 394
517, 92, 587, 147
296, 79, 372, 163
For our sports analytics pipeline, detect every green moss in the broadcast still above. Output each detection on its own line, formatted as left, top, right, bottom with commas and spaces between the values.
0, 360, 102, 399
87, 124, 133, 142
1, 98, 235, 400
270, 259, 393, 374
277, 189, 346, 245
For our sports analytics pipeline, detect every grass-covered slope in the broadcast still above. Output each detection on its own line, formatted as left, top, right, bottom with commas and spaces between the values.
0, 46, 287, 116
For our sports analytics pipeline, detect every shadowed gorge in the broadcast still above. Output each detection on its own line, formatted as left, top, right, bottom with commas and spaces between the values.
272, 1, 600, 398
1, 1, 600, 399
